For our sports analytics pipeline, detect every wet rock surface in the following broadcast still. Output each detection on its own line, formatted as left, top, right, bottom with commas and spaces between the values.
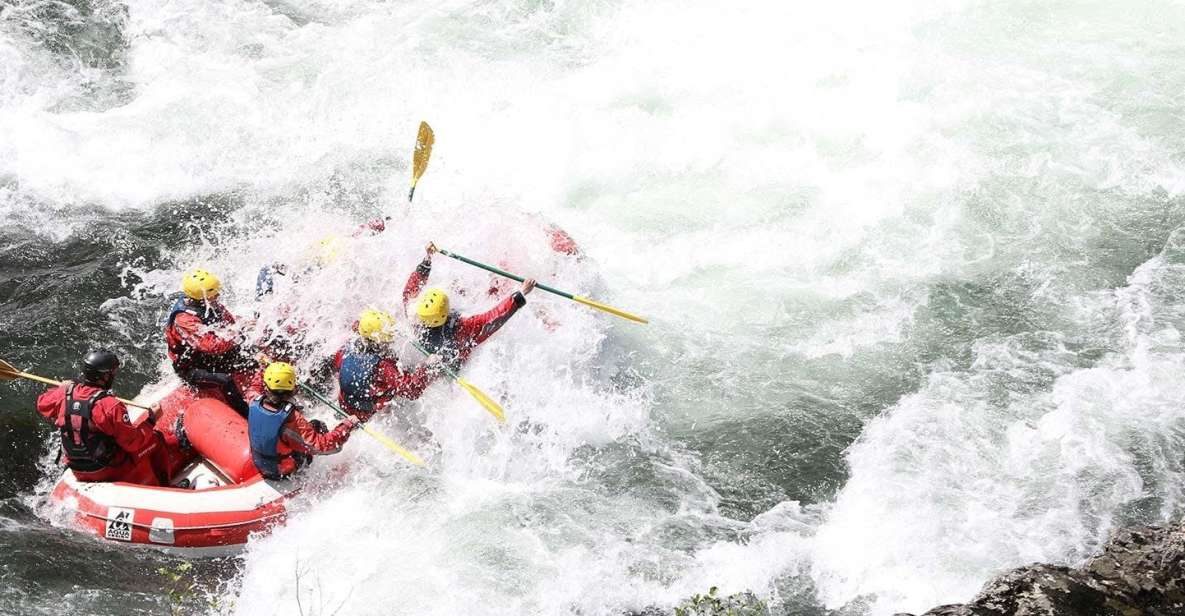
898, 525, 1185, 616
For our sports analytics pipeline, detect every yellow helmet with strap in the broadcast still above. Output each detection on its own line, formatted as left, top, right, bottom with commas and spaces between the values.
416, 288, 449, 328
182, 269, 221, 300
358, 309, 396, 343
263, 362, 297, 392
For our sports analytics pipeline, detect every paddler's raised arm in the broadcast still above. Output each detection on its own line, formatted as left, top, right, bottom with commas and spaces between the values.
402, 242, 436, 309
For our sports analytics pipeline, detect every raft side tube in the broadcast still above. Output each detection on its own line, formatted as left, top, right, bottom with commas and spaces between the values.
184, 399, 260, 483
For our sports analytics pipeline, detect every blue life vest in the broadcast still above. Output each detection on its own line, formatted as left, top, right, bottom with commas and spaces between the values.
248, 397, 296, 479
256, 266, 276, 299
165, 296, 226, 329
338, 349, 382, 412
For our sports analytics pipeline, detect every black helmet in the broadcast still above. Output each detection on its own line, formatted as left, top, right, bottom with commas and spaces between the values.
80, 350, 120, 385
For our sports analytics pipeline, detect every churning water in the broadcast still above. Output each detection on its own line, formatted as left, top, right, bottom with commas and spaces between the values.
3, 0, 1185, 614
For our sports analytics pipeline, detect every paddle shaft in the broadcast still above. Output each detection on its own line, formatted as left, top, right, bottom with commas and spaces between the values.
298, 383, 426, 465
299, 384, 351, 421
0, 366, 149, 409
435, 248, 648, 324
407, 340, 459, 380
437, 249, 573, 299
405, 340, 506, 422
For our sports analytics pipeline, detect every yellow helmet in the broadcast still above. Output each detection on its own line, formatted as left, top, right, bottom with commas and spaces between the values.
182, 269, 221, 300
416, 288, 450, 328
358, 308, 396, 343
263, 362, 297, 392
314, 235, 343, 267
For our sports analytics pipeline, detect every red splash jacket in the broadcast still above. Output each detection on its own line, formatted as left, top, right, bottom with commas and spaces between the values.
163, 297, 241, 372
36, 383, 161, 485
272, 404, 353, 476
402, 256, 527, 366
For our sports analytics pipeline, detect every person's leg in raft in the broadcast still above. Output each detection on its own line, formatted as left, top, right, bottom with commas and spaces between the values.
122, 453, 164, 486
186, 369, 250, 417
73, 455, 161, 486
146, 432, 184, 485
271, 453, 312, 480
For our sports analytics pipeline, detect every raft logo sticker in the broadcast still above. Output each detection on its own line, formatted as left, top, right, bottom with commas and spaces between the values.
104, 507, 135, 541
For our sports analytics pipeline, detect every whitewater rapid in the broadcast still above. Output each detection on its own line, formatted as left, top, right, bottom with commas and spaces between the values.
5, 0, 1185, 614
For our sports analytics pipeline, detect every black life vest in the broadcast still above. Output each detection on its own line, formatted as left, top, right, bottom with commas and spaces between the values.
59, 384, 119, 472
165, 296, 239, 373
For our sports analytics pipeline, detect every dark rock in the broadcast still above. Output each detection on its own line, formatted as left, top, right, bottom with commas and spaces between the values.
624, 608, 667, 616
900, 523, 1185, 616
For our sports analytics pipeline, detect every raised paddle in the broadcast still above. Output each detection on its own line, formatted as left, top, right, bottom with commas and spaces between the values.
408, 121, 434, 203
408, 341, 506, 423
0, 358, 152, 410
298, 383, 426, 467
434, 248, 649, 324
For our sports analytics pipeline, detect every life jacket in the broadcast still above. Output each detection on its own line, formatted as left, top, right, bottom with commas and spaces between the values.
417, 313, 461, 364
164, 297, 238, 373
248, 397, 295, 479
338, 347, 383, 413
59, 384, 119, 472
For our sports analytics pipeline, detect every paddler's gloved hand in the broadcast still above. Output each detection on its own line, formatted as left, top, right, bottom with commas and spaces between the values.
256, 263, 287, 299
341, 415, 361, 431
412, 243, 436, 278
520, 278, 536, 296
422, 353, 444, 375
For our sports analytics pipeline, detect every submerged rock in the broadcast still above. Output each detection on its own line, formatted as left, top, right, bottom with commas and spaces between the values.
897, 525, 1185, 616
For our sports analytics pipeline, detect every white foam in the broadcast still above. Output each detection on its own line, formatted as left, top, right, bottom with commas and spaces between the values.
813, 248, 1185, 614
8, 0, 1185, 614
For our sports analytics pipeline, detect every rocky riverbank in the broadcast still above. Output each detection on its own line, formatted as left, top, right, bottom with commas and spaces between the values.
898, 524, 1185, 616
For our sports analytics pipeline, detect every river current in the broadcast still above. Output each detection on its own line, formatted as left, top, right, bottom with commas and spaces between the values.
3, 1, 1185, 614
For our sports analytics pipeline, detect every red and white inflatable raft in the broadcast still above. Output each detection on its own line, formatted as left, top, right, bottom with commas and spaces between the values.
47, 220, 582, 554
49, 384, 298, 556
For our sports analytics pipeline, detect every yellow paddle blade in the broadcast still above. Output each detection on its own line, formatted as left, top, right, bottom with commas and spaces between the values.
411, 121, 434, 188
0, 359, 23, 381
456, 377, 506, 423
361, 424, 426, 467
571, 295, 649, 324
